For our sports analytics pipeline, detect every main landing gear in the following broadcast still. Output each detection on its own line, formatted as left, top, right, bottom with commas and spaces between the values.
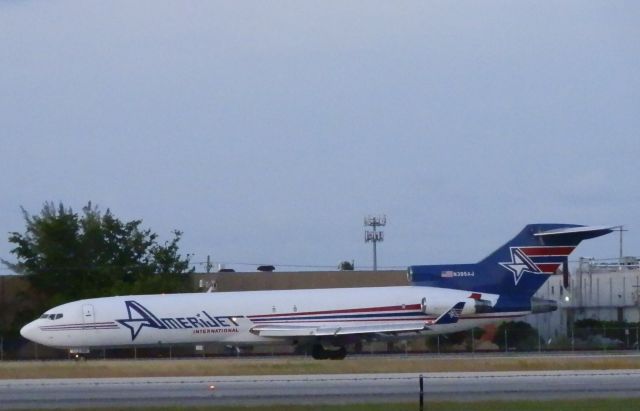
311, 344, 347, 360
70, 347, 90, 361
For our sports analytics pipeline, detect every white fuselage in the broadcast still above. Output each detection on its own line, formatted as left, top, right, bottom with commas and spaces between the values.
21, 286, 523, 350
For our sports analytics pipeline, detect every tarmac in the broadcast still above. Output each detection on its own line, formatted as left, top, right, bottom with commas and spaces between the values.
2, 369, 640, 409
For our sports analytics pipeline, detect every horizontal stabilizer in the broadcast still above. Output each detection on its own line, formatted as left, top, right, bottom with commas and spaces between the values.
534, 225, 615, 240
250, 322, 427, 338
434, 302, 465, 325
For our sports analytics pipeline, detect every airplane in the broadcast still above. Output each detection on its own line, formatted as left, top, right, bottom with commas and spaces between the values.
20, 223, 613, 360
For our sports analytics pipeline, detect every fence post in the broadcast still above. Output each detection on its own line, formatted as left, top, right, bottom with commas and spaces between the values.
637, 328, 639, 352
419, 374, 424, 411
571, 324, 575, 352
538, 328, 541, 353
625, 328, 630, 349
471, 328, 475, 354
504, 329, 508, 353
0, 336, 3, 361
437, 335, 440, 354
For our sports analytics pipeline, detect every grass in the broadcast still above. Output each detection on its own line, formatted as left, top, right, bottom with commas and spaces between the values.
25, 398, 640, 411
2, 354, 640, 379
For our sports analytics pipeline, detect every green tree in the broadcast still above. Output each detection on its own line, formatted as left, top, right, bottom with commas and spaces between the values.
573, 319, 635, 347
3, 202, 194, 310
426, 327, 486, 352
493, 321, 541, 351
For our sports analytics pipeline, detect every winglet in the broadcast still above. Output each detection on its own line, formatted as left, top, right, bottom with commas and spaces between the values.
434, 302, 465, 325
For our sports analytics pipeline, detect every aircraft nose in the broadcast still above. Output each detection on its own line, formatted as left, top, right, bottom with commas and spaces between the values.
20, 321, 39, 343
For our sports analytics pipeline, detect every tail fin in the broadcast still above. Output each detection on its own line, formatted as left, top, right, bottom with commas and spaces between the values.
409, 224, 613, 298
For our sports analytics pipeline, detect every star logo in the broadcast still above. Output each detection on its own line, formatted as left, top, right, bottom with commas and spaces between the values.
116, 301, 166, 341
499, 248, 540, 285
447, 307, 461, 318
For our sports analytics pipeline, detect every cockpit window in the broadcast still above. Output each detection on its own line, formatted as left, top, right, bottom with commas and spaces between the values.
39, 313, 63, 320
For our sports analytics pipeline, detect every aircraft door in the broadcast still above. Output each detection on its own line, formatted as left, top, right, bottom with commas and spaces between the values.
82, 304, 95, 324
421, 298, 428, 314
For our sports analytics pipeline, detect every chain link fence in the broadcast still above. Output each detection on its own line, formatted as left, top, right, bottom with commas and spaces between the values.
2, 323, 640, 360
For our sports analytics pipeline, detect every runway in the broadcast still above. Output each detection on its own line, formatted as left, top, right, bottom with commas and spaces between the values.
2, 370, 640, 409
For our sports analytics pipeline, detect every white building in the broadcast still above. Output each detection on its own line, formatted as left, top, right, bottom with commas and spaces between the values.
526, 257, 640, 340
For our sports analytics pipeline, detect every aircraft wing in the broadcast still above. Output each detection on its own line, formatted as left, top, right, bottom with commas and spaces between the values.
250, 322, 428, 338
250, 302, 465, 338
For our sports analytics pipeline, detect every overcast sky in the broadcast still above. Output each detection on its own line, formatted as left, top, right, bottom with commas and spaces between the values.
1, 1, 638, 273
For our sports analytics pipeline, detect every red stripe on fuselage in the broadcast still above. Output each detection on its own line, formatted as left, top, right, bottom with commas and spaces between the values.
248, 304, 423, 319
39, 321, 116, 327
252, 317, 434, 324
250, 313, 529, 324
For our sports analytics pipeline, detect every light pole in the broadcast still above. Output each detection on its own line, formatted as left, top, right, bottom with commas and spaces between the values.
614, 225, 628, 263
364, 215, 386, 271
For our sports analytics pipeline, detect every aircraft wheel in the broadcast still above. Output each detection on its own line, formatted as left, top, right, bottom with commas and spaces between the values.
312, 344, 346, 360
311, 344, 329, 360
328, 346, 347, 360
